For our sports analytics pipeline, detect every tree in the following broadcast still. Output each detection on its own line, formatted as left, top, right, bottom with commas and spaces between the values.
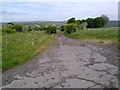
75, 20, 82, 25
94, 17, 105, 28
7, 22, 14, 25
100, 15, 109, 24
4, 24, 14, 29
13, 24, 23, 32
86, 18, 94, 28
67, 17, 75, 24
3, 22, 14, 29
81, 19, 86, 23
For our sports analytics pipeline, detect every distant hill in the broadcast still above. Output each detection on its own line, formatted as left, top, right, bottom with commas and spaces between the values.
106, 20, 119, 27
1, 21, 67, 26
1, 20, 119, 27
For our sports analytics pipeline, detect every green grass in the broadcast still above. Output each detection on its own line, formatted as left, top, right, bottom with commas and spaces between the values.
66, 27, 119, 44
0, 29, 2, 72
2, 31, 55, 72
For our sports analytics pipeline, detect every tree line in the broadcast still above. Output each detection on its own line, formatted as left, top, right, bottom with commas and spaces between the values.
58, 15, 109, 34
2, 15, 109, 34
2, 23, 57, 34
67, 15, 109, 28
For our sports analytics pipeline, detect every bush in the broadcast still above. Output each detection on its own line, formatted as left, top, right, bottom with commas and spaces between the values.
60, 25, 65, 31
13, 24, 23, 32
79, 22, 88, 29
64, 24, 76, 34
33, 25, 41, 31
2, 28, 16, 33
2, 24, 14, 29
39, 25, 47, 31
27, 25, 33, 31
46, 25, 57, 34
23, 25, 33, 32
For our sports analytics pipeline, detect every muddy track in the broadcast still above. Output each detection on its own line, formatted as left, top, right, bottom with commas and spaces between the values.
2, 34, 118, 89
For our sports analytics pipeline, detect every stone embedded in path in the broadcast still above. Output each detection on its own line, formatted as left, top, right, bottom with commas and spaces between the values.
57, 78, 94, 88
38, 58, 51, 63
2, 77, 38, 88
92, 54, 106, 63
61, 62, 90, 77
89, 63, 109, 71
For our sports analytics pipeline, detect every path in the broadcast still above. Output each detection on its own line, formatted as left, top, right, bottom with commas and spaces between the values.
2, 35, 118, 88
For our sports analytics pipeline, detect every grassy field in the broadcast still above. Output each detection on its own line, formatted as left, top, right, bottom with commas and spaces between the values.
2, 27, 119, 72
66, 27, 119, 44
2, 31, 55, 72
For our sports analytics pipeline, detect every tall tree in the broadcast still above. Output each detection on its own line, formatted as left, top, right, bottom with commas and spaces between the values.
81, 19, 86, 23
94, 17, 105, 28
67, 17, 75, 24
86, 18, 94, 28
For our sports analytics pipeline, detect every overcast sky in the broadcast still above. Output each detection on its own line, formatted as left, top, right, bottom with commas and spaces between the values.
1, 0, 119, 22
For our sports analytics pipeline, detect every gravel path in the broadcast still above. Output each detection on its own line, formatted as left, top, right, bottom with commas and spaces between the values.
2, 34, 118, 89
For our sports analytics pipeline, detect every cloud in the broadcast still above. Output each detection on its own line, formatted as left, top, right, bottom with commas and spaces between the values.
1, 2, 118, 22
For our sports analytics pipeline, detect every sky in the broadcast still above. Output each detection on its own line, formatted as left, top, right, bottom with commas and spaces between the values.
1, 0, 119, 22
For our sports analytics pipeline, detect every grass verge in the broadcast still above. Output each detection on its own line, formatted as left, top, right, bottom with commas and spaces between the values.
65, 27, 119, 45
2, 31, 55, 72
0, 29, 2, 72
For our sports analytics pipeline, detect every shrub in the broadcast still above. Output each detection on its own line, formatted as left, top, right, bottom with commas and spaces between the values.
22, 25, 33, 32
22, 26, 27, 32
13, 24, 23, 32
79, 22, 88, 29
60, 25, 65, 31
64, 24, 76, 34
27, 25, 33, 31
33, 25, 41, 31
2, 24, 14, 29
46, 25, 57, 34
2, 28, 16, 33
39, 25, 47, 31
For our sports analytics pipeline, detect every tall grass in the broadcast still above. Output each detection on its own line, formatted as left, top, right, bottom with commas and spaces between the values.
2, 31, 55, 72
66, 27, 119, 44
0, 29, 2, 72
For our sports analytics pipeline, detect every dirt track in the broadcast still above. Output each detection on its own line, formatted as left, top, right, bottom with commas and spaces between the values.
2, 34, 118, 88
